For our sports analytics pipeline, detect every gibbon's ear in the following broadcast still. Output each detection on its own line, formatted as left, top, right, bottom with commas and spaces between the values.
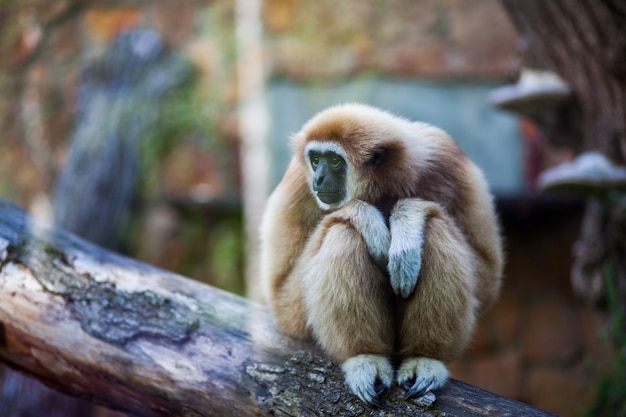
365, 147, 388, 168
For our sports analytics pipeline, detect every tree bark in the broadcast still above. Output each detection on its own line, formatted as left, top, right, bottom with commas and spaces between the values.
0, 198, 555, 417
501, 0, 626, 161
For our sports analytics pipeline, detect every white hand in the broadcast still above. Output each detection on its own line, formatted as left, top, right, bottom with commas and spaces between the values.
389, 200, 426, 298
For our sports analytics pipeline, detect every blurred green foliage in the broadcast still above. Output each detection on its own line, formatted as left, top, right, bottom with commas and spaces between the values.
587, 263, 626, 417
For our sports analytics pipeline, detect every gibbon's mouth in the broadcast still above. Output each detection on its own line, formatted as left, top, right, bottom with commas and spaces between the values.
316, 191, 344, 204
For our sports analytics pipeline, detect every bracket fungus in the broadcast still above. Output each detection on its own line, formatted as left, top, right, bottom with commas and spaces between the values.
488, 68, 571, 127
537, 151, 626, 198
538, 151, 626, 305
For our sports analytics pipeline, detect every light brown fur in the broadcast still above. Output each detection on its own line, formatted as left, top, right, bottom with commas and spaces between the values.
259, 104, 503, 402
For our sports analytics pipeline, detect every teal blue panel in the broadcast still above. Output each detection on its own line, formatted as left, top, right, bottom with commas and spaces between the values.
266, 77, 523, 195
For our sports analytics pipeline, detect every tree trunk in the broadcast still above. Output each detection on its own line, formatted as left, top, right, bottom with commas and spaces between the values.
501, 0, 626, 160
0, 198, 555, 416
500, 0, 626, 315
501, 2, 626, 414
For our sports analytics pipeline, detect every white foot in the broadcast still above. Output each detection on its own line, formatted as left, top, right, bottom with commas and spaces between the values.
341, 354, 393, 407
397, 357, 449, 399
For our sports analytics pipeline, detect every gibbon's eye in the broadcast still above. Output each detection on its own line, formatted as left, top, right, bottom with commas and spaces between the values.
310, 155, 320, 169
330, 155, 342, 169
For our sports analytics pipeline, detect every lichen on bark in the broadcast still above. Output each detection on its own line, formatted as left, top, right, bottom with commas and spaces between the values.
6, 233, 199, 346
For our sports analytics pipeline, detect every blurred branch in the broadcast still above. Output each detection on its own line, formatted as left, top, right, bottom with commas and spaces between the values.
0, 0, 91, 180
21, 2, 89, 72
4, 0, 90, 94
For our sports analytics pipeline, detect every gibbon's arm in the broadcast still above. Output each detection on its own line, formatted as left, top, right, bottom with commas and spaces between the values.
259, 164, 312, 304
259, 185, 313, 337
329, 199, 390, 271
388, 198, 473, 300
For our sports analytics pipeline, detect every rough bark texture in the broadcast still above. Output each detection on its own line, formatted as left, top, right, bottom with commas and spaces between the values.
501, 0, 626, 161
0, 198, 557, 416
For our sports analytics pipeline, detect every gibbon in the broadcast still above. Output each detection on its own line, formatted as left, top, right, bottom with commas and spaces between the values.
259, 103, 503, 406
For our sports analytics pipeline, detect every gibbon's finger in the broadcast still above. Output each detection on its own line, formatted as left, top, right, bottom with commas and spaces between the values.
355, 383, 382, 408
405, 376, 437, 400
341, 354, 393, 407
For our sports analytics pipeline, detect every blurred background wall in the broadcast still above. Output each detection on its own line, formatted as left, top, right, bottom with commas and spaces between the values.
0, 1, 618, 416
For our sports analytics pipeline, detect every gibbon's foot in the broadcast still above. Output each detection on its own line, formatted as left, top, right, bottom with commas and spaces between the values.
397, 357, 449, 399
341, 354, 394, 407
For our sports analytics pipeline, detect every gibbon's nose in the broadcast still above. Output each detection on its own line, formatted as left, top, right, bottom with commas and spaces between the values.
313, 166, 328, 190
314, 174, 324, 188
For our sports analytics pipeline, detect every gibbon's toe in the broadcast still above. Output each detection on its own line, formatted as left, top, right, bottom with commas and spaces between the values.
341, 354, 393, 407
397, 357, 449, 399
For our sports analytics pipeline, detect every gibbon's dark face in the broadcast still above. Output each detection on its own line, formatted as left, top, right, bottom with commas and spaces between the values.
309, 150, 347, 205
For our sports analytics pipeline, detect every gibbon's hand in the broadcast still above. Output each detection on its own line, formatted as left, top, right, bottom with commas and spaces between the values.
388, 199, 427, 298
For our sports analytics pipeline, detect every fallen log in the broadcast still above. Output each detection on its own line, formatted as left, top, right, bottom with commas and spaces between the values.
0, 198, 554, 416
